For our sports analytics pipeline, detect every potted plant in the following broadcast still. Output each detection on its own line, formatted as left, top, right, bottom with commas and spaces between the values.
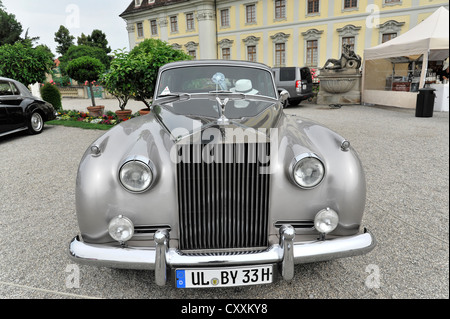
66, 56, 105, 117
100, 49, 134, 119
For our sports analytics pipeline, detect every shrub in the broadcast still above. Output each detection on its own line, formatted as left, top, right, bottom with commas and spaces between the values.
40, 82, 62, 110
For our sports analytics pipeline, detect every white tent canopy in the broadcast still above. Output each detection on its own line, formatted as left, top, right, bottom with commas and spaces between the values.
363, 6, 449, 109
365, 6, 449, 60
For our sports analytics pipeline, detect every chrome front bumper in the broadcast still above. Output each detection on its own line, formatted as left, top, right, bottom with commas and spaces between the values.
69, 226, 376, 286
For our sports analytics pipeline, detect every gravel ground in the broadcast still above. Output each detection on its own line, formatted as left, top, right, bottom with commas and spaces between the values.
0, 101, 448, 301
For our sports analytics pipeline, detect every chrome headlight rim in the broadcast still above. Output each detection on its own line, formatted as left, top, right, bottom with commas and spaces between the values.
289, 153, 325, 189
118, 156, 156, 193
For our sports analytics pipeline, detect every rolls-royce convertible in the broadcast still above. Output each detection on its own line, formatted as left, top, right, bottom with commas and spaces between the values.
69, 60, 375, 288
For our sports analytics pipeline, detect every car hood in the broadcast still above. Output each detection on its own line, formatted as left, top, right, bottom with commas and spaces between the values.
152, 98, 282, 143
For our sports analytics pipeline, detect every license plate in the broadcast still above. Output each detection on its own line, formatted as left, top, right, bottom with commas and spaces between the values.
175, 264, 274, 288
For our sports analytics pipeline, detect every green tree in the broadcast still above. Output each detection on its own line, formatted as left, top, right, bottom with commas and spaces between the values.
0, 42, 54, 86
77, 33, 89, 46
0, 6, 22, 45
54, 25, 75, 56
66, 56, 104, 107
59, 45, 110, 75
78, 29, 111, 54
128, 39, 192, 108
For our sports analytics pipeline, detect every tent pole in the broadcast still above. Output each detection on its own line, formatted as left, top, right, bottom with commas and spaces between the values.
419, 50, 429, 89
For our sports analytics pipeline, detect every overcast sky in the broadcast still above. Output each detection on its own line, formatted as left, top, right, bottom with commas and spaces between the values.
2, 0, 131, 56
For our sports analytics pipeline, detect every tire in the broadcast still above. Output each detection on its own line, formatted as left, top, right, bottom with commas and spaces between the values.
28, 111, 44, 135
288, 99, 301, 106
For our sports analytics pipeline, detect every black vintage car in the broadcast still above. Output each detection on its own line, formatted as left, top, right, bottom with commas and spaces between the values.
0, 77, 57, 138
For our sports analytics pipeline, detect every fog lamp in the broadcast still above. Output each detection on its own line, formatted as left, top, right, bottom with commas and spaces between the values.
108, 215, 134, 243
314, 208, 339, 235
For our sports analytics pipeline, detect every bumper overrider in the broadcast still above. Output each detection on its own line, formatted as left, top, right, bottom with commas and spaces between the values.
68, 225, 376, 286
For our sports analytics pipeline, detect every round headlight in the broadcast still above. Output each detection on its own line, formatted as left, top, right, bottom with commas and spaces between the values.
314, 208, 339, 234
291, 154, 325, 188
119, 159, 154, 193
108, 215, 134, 243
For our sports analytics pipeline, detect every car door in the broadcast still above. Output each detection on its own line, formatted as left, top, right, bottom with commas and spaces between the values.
300, 67, 313, 94
0, 80, 25, 133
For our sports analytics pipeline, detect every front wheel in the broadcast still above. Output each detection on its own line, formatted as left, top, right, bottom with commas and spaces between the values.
28, 111, 44, 134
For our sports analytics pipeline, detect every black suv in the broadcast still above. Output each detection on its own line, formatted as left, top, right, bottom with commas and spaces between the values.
272, 67, 314, 107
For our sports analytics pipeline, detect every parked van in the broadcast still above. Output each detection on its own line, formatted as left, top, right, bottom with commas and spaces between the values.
272, 67, 314, 107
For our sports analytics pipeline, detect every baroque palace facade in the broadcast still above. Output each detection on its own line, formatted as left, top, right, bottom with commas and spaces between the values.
120, 0, 449, 68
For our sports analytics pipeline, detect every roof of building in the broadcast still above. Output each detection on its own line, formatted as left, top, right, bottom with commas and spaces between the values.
120, 0, 190, 17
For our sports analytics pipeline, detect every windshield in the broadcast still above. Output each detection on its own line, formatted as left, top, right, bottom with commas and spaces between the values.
156, 65, 277, 98
155, 65, 278, 119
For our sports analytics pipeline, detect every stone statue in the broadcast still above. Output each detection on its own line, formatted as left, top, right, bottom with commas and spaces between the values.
323, 44, 362, 70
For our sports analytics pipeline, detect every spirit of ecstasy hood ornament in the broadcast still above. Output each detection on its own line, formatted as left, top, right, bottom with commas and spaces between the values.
216, 96, 230, 125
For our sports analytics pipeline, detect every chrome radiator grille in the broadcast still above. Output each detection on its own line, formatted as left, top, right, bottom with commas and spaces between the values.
176, 143, 270, 250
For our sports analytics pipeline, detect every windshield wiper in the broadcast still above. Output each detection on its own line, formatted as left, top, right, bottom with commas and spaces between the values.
155, 92, 191, 102
208, 90, 233, 94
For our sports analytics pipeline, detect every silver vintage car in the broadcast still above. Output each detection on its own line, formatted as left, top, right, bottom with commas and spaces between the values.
69, 60, 375, 288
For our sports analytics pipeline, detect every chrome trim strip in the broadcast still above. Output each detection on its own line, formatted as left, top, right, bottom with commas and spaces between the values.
69, 230, 376, 283
0, 127, 28, 138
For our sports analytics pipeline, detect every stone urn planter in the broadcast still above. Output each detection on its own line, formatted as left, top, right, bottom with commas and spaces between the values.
87, 105, 105, 117
115, 109, 133, 120
317, 69, 362, 105
320, 78, 356, 94
139, 109, 150, 116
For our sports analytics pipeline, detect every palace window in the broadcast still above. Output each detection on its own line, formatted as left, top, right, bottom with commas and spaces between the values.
247, 45, 257, 62
136, 22, 144, 37
306, 40, 318, 66
378, 20, 404, 43
219, 38, 234, 60
186, 13, 195, 31
188, 50, 196, 59
344, 0, 358, 9
342, 36, 355, 51
271, 32, 289, 67
275, 43, 286, 67
275, 0, 286, 19
220, 9, 230, 27
170, 16, 178, 33
382, 33, 397, 43
222, 48, 231, 60
150, 20, 157, 36
308, 0, 320, 14
246, 4, 256, 24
